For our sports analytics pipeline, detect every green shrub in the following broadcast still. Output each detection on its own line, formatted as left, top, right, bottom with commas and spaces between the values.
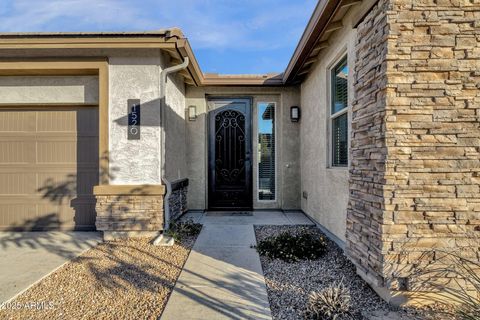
255, 231, 327, 262
166, 219, 202, 241
306, 279, 351, 320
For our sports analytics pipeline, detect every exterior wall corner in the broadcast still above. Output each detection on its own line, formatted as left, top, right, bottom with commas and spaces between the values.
347, 0, 480, 305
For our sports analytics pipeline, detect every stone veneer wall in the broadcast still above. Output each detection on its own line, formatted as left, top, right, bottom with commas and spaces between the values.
94, 185, 165, 238
346, 0, 390, 289
347, 0, 480, 305
168, 179, 189, 222
384, 0, 480, 301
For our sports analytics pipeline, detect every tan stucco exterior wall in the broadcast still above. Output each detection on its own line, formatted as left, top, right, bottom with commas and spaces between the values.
164, 61, 187, 182
108, 50, 163, 185
0, 76, 98, 105
300, 7, 360, 243
109, 50, 187, 184
185, 85, 300, 210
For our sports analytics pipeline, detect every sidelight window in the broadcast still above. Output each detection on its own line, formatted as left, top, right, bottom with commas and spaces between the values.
330, 56, 349, 167
258, 103, 275, 201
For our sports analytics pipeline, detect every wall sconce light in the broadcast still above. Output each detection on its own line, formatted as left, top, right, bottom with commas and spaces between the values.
188, 105, 197, 121
290, 106, 300, 122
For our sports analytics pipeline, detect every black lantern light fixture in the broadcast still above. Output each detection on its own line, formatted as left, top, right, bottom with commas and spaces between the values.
290, 106, 300, 122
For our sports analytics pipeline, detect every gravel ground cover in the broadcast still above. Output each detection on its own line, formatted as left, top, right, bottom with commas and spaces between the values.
255, 225, 453, 320
0, 233, 198, 320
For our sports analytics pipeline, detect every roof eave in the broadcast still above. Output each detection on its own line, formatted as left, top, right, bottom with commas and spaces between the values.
283, 0, 342, 84
201, 74, 284, 86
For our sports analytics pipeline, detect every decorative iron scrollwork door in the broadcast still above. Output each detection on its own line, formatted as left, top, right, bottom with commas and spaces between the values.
208, 99, 252, 210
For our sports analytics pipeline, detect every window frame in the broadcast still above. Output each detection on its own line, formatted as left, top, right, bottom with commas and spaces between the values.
328, 54, 349, 168
256, 101, 277, 202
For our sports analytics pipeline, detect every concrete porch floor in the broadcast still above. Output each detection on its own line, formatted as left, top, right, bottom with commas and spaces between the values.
183, 209, 314, 226
161, 210, 315, 320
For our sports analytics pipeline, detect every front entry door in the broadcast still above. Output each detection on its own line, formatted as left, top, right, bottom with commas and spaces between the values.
208, 99, 252, 210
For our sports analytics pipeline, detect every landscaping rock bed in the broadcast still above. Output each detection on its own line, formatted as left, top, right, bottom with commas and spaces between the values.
255, 225, 452, 320
0, 232, 199, 320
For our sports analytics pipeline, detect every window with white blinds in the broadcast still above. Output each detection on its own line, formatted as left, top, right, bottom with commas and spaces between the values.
330, 56, 349, 167
258, 103, 275, 201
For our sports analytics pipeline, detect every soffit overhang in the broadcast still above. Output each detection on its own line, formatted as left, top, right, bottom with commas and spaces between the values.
282, 0, 379, 85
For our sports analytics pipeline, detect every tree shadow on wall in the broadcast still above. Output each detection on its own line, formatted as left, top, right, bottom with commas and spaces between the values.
0, 149, 157, 247
0, 152, 111, 255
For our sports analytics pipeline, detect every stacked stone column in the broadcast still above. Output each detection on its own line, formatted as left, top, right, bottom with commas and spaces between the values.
347, 0, 480, 305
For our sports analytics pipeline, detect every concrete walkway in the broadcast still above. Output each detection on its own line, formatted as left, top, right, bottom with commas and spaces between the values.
161, 210, 314, 320
0, 231, 102, 303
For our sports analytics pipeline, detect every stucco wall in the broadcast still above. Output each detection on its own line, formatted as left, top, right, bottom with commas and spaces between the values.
300, 7, 359, 243
109, 51, 187, 185
185, 86, 300, 210
108, 50, 163, 185
164, 59, 187, 182
0, 76, 98, 104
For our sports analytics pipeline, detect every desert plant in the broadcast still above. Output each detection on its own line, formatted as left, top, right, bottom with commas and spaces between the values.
396, 245, 480, 320
456, 303, 480, 320
255, 231, 327, 262
444, 253, 480, 320
306, 279, 351, 320
165, 219, 202, 241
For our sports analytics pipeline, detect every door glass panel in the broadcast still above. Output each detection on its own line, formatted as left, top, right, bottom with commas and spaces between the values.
258, 103, 275, 201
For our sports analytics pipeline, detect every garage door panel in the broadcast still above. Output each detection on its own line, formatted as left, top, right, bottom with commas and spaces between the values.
0, 141, 36, 164
0, 111, 36, 132
36, 172, 98, 197
37, 200, 96, 230
0, 204, 37, 230
37, 172, 76, 198
0, 164, 96, 173
37, 203, 73, 225
36, 108, 99, 134
0, 107, 99, 231
36, 138, 98, 164
0, 172, 36, 194
37, 110, 77, 132
0, 197, 93, 230
37, 141, 78, 163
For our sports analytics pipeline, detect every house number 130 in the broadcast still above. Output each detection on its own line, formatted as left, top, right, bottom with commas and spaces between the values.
127, 99, 141, 140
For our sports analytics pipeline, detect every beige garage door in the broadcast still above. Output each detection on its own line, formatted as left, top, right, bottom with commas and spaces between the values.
0, 107, 99, 231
